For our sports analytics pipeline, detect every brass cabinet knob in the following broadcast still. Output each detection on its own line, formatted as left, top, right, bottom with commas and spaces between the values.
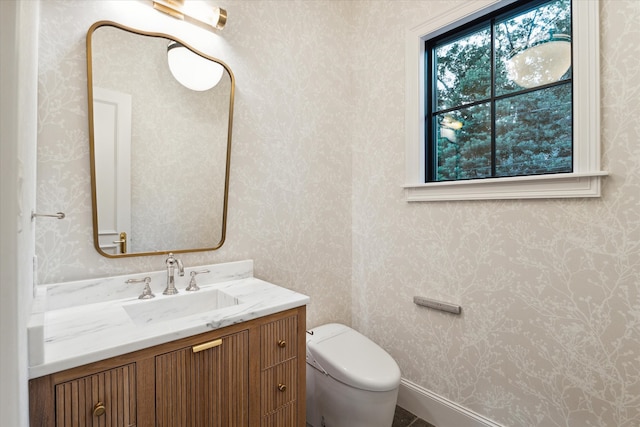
93, 402, 106, 417
277, 383, 287, 392
277, 339, 286, 348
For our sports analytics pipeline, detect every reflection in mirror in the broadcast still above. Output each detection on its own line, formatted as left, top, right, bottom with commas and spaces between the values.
167, 41, 225, 91
87, 21, 234, 257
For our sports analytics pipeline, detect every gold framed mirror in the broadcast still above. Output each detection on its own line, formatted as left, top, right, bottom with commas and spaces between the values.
86, 21, 234, 257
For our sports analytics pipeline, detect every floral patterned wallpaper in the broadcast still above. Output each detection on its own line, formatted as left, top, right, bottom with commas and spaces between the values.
349, 1, 640, 426
36, 1, 639, 426
36, 0, 353, 328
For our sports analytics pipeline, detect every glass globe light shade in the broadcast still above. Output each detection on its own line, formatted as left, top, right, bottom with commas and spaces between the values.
167, 42, 224, 91
506, 35, 571, 89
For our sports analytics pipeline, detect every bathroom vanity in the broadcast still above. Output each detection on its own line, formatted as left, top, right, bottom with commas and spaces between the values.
27, 260, 309, 426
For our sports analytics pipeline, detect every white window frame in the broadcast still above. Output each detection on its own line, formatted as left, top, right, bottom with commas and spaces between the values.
404, 0, 606, 202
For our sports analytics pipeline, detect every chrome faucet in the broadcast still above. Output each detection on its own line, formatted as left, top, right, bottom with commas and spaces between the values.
163, 253, 184, 295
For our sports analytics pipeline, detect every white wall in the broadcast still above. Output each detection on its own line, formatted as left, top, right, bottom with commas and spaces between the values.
32, 1, 640, 426
0, 1, 39, 425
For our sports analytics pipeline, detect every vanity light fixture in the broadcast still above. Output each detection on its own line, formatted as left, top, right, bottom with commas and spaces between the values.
153, 0, 227, 32
506, 33, 571, 89
167, 41, 224, 91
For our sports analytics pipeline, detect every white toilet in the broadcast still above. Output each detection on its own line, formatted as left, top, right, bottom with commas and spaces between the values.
305, 323, 401, 427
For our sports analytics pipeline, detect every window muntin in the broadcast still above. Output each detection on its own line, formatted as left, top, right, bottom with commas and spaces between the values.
426, 0, 572, 183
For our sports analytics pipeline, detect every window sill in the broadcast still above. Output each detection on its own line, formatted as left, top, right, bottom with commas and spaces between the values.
403, 171, 608, 202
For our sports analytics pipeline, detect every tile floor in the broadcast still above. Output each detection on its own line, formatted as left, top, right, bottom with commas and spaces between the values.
306, 406, 434, 427
392, 405, 436, 427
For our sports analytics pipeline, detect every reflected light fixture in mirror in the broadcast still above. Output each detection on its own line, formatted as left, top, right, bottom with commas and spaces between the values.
168, 41, 224, 91
153, 0, 227, 32
506, 34, 571, 89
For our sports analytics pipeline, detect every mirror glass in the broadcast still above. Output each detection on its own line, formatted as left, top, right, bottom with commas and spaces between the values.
87, 22, 234, 257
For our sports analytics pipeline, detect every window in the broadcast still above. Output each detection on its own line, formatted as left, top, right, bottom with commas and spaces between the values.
428, 0, 573, 182
404, 0, 606, 201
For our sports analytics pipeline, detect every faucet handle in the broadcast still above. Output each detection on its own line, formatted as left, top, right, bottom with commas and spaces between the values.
126, 277, 155, 300
185, 269, 210, 292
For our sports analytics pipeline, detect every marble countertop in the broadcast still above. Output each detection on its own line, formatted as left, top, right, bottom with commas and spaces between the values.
28, 260, 309, 379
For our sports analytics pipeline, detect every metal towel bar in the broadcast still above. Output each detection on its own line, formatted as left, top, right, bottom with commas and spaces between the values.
413, 296, 462, 315
31, 211, 65, 220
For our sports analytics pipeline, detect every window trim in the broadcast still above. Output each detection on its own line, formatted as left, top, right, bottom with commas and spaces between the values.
404, 0, 606, 201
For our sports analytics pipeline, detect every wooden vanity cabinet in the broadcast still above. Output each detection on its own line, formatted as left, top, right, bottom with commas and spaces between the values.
29, 306, 306, 427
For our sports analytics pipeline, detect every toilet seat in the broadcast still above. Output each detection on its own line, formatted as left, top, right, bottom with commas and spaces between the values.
306, 323, 401, 392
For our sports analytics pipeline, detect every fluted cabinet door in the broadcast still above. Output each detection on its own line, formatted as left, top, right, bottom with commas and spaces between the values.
155, 330, 249, 427
54, 363, 136, 427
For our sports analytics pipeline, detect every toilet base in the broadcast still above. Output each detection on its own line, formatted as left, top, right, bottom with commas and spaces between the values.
306, 363, 399, 427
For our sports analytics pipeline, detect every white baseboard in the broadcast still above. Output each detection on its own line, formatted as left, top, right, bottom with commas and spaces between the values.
397, 379, 505, 427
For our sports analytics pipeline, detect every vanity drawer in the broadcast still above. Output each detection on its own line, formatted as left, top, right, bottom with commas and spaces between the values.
260, 314, 298, 369
261, 401, 297, 427
54, 363, 136, 427
260, 358, 297, 415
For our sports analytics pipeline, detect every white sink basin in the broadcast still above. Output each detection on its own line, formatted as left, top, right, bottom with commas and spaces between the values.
123, 288, 241, 325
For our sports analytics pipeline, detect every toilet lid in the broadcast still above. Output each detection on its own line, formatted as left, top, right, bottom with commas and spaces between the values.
306, 323, 401, 392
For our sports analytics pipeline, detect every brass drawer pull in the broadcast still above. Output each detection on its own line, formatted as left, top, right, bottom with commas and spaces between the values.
277, 383, 287, 392
93, 401, 106, 417
192, 338, 223, 353
277, 339, 286, 348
